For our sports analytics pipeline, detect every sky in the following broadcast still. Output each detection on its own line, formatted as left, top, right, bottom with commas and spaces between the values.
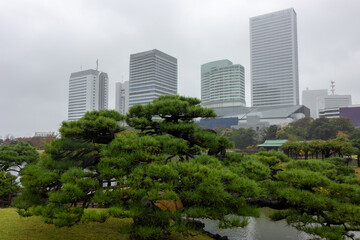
0, 0, 360, 137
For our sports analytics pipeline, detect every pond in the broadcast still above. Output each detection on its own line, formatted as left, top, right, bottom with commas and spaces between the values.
198, 208, 312, 240
199, 208, 360, 240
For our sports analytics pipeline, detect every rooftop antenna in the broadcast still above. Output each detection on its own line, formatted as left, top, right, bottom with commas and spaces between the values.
330, 81, 335, 95
96, 59, 99, 71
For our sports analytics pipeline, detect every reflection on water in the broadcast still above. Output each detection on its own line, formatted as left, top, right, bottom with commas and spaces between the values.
198, 208, 311, 240
198, 208, 360, 240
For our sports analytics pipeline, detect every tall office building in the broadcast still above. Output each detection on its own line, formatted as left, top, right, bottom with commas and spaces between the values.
201, 59, 245, 109
129, 49, 177, 106
250, 8, 299, 107
302, 89, 328, 119
115, 81, 129, 115
68, 69, 108, 121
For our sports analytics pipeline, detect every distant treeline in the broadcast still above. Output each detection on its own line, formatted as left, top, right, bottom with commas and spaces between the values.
0, 133, 58, 149
215, 117, 360, 149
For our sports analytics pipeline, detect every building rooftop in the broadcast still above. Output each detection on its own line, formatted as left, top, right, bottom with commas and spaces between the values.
257, 139, 288, 147
130, 49, 177, 63
70, 69, 99, 78
250, 8, 296, 20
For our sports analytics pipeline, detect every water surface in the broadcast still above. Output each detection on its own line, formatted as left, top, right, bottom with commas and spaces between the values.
199, 208, 311, 240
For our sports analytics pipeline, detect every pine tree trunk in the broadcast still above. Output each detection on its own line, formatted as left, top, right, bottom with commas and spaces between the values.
8, 193, 12, 207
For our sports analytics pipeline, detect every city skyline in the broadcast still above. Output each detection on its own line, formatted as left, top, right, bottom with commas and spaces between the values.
1, 0, 360, 137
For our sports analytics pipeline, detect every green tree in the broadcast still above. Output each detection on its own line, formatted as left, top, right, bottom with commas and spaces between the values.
280, 141, 301, 159
220, 128, 233, 137
308, 118, 337, 140
126, 95, 232, 159
60, 110, 125, 144
229, 128, 258, 149
350, 139, 360, 167
330, 117, 355, 135
350, 128, 360, 139
213, 126, 227, 135
282, 139, 354, 161
275, 117, 354, 141
14, 110, 125, 216
287, 117, 313, 140
261, 125, 278, 141
328, 138, 354, 158
291, 116, 313, 129
275, 127, 289, 140
0, 142, 39, 173
269, 159, 360, 240
308, 140, 323, 159
0, 170, 20, 206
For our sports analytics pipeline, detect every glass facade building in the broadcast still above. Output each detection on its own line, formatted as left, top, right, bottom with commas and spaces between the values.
129, 49, 177, 106
201, 60, 245, 108
115, 81, 129, 115
68, 69, 108, 121
250, 8, 299, 107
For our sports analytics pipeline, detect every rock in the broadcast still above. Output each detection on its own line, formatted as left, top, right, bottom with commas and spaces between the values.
204, 230, 229, 240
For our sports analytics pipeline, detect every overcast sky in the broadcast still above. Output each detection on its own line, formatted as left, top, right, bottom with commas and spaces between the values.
1, 0, 360, 137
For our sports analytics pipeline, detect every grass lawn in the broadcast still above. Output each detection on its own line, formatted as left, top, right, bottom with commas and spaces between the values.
0, 208, 211, 240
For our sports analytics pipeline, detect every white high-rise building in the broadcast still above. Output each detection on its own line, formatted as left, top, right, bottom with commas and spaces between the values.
250, 8, 299, 107
68, 69, 108, 121
129, 49, 177, 106
115, 81, 129, 115
302, 89, 328, 119
201, 60, 245, 109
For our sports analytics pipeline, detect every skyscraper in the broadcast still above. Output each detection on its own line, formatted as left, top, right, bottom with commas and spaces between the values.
250, 8, 299, 107
68, 69, 108, 121
129, 49, 177, 106
115, 81, 129, 115
201, 59, 245, 109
